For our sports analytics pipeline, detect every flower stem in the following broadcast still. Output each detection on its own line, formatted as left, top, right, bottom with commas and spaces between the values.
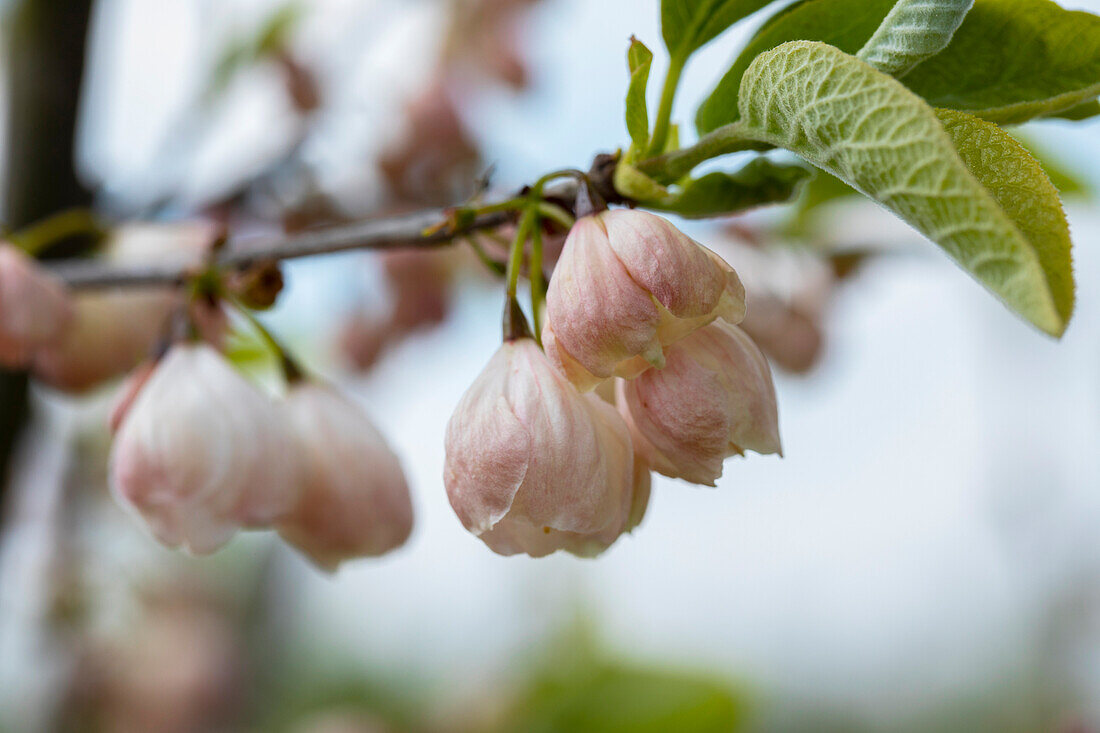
230, 298, 306, 383
638, 121, 768, 183
505, 206, 536, 300
536, 202, 575, 230
502, 205, 537, 341
646, 54, 686, 157
529, 221, 545, 346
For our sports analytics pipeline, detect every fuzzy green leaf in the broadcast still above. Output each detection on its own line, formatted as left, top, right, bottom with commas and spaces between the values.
661, 0, 778, 60
737, 41, 1073, 335
857, 0, 973, 78
936, 108, 1074, 327
698, 0, 1100, 132
626, 38, 655, 153
648, 159, 811, 218
695, 0, 896, 133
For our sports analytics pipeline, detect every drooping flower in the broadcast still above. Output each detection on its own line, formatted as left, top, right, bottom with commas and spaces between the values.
109, 343, 300, 554
444, 338, 642, 558
277, 383, 413, 571
616, 319, 781, 486
544, 210, 746, 390
0, 243, 72, 367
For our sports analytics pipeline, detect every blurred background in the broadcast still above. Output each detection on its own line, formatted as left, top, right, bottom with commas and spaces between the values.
2, 0, 1100, 731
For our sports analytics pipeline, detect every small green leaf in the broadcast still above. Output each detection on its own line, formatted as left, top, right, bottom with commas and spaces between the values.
737, 41, 1073, 335
648, 159, 811, 218
697, 0, 1100, 131
857, 0, 973, 78
626, 38, 654, 154
903, 0, 1100, 123
662, 0, 779, 60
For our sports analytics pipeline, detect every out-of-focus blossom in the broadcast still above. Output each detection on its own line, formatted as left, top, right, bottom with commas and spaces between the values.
444, 338, 641, 558
278, 383, 413, 571
0, 243, 73, 367
379, 81, 480, 205
31, 221, 220, 392
73, 592, 243, 733
443, 0, 537, 89
617, 320, 781, 486
338, 313, 393, 371
544, 211, 746, 390
274, 50, 322, 113
715, 235, 835, 374
384, 250, 450, 330
109, 343, 300, 554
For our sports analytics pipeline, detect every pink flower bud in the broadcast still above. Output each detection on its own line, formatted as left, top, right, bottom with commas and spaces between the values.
108, 343, 300, 554
544, 210, 746, 390
444, 338, 642, 558
0, 244, 72, 367
277, 384, 413, 571
616, 320, 781, 486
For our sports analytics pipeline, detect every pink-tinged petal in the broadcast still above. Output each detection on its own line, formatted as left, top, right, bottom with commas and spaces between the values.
108, 343, 300, 554
0, 244, 73, 367
618, 321, 780, 486
542, 320, 604, 392
626, 454, 652, 533
545, 216, 660, 381
543, 211, 747, 390
444, 338, 639, 558
278, 384, 413, 571
444, 343, 532, 534
602, 210, 743, 322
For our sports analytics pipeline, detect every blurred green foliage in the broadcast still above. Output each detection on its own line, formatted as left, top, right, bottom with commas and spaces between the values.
208, 3, 304, 100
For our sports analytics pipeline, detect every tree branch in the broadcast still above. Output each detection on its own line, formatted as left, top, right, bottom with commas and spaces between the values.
47, 206, 515, 289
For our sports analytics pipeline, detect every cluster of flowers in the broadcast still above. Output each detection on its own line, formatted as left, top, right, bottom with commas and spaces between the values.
0, 235, 412, 571
108, 343, 413, 569
0, 208, 778, 565
445, 210, 780, 558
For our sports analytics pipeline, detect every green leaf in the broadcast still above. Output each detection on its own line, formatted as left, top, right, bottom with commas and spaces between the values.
505, 663, 746, 733
1011, 132, 1090, 197
857, 0, 973, 78
648, 159, 811, 218
736, 41, 1073, 335
695, 0, 897, 133
626, 38, 654, 153
902, 0, 1100, 123
936, 108, 1074, 327
697, 0, 1100, 132
661, 0, 779, 60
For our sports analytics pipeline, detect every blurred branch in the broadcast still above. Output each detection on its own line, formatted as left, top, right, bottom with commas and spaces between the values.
49, 205, 519, 289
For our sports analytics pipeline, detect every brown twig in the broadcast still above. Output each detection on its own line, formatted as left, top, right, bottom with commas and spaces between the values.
47, 207, 515, 289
